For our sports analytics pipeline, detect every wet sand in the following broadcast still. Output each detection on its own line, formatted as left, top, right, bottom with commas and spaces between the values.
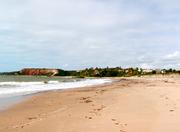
0, 75, 180, 132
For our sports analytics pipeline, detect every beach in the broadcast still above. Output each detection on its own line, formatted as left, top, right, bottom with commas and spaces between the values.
0, 75, 180, 132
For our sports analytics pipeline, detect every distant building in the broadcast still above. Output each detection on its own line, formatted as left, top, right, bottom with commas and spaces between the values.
142, 69, 153, 74
155, 69, 161, 74
155, 69, 166, 74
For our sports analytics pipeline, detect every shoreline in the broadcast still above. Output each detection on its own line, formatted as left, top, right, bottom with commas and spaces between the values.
1, 76, 180, 132
0, 95, 31, 111
0, 78, 112, 110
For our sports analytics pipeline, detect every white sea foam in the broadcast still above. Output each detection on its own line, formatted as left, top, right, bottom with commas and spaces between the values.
0, 79, 111, 98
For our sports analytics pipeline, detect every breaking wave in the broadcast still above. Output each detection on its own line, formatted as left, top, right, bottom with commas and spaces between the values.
0, 79, 111, 98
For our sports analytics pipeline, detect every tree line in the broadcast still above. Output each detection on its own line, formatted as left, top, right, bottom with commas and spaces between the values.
0, 67, 179, 77
56, 67, 180, 78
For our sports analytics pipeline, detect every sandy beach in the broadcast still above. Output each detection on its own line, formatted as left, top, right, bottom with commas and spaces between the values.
0, 75, 180, 132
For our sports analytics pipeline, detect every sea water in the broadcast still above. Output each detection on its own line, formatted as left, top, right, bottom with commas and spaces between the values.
0, 75, 111, 109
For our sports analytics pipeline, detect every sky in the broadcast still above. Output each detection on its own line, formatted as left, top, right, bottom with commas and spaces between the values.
0, 0, 180, 72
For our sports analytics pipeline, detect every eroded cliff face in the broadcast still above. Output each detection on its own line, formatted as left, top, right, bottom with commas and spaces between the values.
20, 68, 59, 76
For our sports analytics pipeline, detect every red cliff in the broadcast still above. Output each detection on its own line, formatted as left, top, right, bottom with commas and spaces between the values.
20, 68, 59, 76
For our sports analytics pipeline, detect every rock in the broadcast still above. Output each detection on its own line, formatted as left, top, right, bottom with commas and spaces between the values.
20, 68, 59, 76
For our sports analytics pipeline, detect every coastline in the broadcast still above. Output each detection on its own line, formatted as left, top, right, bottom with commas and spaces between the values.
0, 95, 31, 111
1, 76, 180, 132
0, 77, 111, 110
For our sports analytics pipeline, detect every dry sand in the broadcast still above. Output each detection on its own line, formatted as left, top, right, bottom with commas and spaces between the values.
0, 75, 180, 132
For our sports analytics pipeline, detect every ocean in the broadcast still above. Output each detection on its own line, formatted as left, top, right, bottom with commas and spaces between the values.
0, 75, 111, 109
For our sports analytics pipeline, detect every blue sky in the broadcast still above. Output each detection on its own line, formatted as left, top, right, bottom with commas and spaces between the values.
0, 0, 180, 72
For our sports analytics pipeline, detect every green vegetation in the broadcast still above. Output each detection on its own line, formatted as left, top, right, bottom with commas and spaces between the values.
73, 67, 141, 77
0, 71, 20, 75
56, 67, 180, 77
0, 67, 179, 77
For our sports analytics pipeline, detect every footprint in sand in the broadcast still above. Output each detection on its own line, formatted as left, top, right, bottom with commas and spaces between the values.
85, 116, 92, 119
28, 117, 37, 120
111, 118, 127, 131
162, 96, 177, 112
79, 97, 93, 103
169, 109, 174, 112
120, 130, 126, 132
84, 104, 107, 120
89, 105, 106, 116
112, 119, 116, 121
111, 119, 120, 126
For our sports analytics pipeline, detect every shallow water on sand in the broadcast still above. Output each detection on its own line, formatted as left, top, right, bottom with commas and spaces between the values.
0, 75, 111, 109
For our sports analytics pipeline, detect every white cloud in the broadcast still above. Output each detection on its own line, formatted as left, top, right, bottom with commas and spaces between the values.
140, 63, 154, 69
0, 0, 180, 71
165, 51, 180, 59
